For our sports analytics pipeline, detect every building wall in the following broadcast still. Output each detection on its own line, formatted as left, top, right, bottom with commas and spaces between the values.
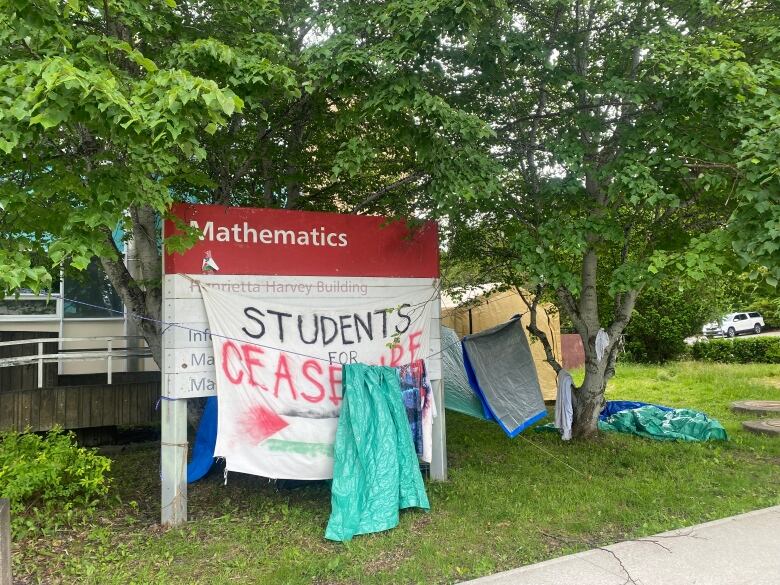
561, 333, 585, 370
0, 321, 58, 333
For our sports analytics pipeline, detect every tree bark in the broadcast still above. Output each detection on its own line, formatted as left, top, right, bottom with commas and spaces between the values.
549, 239, 643, 438
99, 204, 162, 367
572, 365, 605, 439
568, 284, 639, 438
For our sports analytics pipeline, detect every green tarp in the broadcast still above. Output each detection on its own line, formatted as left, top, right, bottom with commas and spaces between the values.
325, 364, 429, 542
442, 326, 488, 420
598, 406, 728, 442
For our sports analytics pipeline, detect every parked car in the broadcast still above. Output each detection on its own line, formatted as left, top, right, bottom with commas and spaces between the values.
702, 312, 764, 338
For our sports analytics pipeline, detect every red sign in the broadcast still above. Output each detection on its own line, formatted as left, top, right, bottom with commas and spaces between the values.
164, 203, 439, 278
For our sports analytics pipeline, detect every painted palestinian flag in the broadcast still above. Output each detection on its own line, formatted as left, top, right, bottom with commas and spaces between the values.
202, 250, 220, 272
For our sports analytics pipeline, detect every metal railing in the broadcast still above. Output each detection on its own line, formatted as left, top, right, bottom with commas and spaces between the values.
0, 336, 152, 387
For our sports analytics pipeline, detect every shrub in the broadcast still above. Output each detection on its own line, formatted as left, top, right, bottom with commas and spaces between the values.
690, 337, 780, 364
623, 285, 710, 363
747, 297, 780, 328
0, 428, 111, 536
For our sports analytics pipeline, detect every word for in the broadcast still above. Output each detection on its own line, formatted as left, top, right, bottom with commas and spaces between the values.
192, 220, 348, 247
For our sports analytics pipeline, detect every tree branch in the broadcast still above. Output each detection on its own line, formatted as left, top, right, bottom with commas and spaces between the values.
515, 285, 563, 374
350, 172, 428, 214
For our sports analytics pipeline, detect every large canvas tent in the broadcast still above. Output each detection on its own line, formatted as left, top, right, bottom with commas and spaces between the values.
441, 286, 561, 401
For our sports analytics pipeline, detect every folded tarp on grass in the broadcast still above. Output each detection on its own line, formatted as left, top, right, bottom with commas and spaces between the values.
326, 364, 429, 542
599, 405, 727, 442
599, 400, 673, 421
442, 326, 488, 420
462, 316, 546, 437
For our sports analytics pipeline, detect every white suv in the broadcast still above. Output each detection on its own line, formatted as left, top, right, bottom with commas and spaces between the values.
702, 312, 765, 338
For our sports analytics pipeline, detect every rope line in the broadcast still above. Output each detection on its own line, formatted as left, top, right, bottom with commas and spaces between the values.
60, 293, 464, 365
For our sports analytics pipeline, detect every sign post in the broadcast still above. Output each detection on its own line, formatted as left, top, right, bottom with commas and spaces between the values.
160, 204, 444, 525
160, 224, 188, 526
0, 498, 11, 585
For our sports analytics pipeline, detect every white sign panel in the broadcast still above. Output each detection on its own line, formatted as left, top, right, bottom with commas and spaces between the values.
199, 285, 434, 479
162, 275, 441, 398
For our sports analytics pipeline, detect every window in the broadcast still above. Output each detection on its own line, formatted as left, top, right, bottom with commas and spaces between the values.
0, 295, 58, 317
63, 259, 123, 319
749, 312, 760, 318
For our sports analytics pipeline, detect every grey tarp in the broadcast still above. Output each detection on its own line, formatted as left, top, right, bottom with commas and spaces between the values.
462, 317, 547, 437
441, 326, 488, 420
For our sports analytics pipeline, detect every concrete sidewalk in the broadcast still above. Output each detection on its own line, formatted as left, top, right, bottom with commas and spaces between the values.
464, 506, 780, 585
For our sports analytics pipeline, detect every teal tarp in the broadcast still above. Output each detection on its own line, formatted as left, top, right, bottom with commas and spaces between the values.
325, 364, 429, 542
598, 406, 728, 442
442, 326, 488, 420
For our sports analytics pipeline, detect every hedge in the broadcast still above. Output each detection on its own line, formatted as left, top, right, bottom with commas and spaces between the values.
690, 336, 780, 364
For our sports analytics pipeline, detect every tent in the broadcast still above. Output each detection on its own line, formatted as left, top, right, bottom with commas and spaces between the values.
441, 286, 561, 401
441, 326, 488, 420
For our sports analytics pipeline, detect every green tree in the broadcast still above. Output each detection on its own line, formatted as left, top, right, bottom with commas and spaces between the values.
0, 0, 496, 363
443, 0, 780, 437
622, 281, 717, 363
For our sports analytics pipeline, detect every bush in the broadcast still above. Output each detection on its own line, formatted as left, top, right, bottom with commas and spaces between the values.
690, 337, 780, 364
623, 285, 709, 363
747, 297, 780, 329
0, 428, 111, 536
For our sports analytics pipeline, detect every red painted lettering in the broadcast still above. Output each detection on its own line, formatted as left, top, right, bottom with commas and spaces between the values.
273, 353, 297, 400
408, 330, 422, 363
241, 343, 266, 389
301, 359, 326, 403
222, 341, 243, 384
328, 364, 342, 406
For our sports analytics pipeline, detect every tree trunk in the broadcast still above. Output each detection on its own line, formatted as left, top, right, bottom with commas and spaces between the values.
568, 288, 639, 439
572, 363, 606, 439
553, 240, 641, 438
100, 204, 162, 368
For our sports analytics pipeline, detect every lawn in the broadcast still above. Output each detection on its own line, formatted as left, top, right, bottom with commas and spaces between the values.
17, 362, 780, 584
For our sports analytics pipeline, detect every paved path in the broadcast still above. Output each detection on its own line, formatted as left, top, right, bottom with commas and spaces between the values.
464, 506, 780, 585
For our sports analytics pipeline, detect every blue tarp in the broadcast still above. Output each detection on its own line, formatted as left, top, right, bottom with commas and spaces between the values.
599, 400, 673, 420
599, 405, 728, 442
442, 326, 489, 420
187, 396, 218, 483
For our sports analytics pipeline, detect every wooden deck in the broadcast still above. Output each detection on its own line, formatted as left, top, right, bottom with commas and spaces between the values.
0, 379, 160, 433
0, 331, 160, 433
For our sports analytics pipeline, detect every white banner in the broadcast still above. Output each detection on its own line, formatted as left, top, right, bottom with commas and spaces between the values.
200, 285, 434, 479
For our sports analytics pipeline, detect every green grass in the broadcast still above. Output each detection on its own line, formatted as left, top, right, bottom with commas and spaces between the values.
17, 362, 780, 584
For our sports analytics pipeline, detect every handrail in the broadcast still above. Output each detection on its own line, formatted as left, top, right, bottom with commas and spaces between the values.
0, 335, 152, 388
0, 335, 146, 348
0, 350, 152, 367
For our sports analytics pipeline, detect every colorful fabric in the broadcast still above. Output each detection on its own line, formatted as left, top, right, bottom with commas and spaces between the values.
396, 359, 435, 462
